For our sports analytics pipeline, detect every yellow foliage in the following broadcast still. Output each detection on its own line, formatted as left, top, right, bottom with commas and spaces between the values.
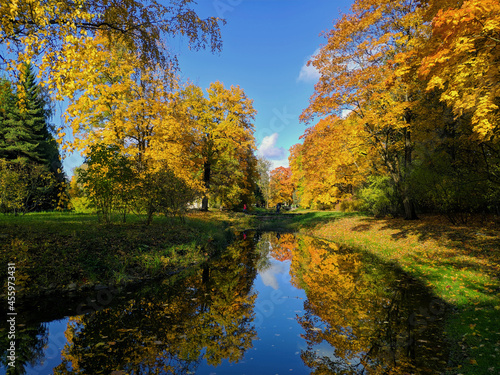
420, 0, 500, 141
290, 115, 368, 208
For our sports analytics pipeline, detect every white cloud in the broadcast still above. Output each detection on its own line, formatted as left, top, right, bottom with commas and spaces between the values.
257, 133, 285, 160
259, 260, 287, 290
270, 157, 289, 170
297, 63, 320, 83
297, 49, 321, 83
260, 269, 279, 290
341, 109, 352, 119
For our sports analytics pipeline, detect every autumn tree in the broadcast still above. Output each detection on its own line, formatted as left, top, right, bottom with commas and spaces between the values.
288, 143, 305, 207
180, 82, 258, 211
78, 144, 134, 223
62, 34, 200, 222
136, 163, 198, 225
255, 156, 271, 207
0, 0, 223, 97
269, 166, 294, 207
410, 0, 500, 218
289, 115, 367, 209
1, 2, 225, 218
62, 27, 259, 220
419, 0, 500, 142
301, 0, 430, 219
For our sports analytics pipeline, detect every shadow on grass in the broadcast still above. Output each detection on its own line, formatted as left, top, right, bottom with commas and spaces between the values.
338, 214, 500, 277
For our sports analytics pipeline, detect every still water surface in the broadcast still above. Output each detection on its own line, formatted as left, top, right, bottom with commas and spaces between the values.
1, 232, 449, 374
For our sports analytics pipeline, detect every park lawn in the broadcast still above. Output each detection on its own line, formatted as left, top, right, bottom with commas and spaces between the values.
278, 210, 500, 375
0, 211, 237, 297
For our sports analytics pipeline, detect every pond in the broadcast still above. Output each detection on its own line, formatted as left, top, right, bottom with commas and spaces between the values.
0, 232, 450, 374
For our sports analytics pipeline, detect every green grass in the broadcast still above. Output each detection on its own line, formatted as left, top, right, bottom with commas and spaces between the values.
0, 211, 233, 296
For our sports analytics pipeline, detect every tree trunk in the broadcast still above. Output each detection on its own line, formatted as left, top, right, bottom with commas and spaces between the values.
201, 161, 211, 211
201, 196, 209, 211
146, 202, 154, 225
402, 107, 418, 220
403, 195, 418, 220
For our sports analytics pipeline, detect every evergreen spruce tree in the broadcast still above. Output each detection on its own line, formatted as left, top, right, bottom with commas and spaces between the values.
2, 63, 50, 164
0, 64, 66, 211
0, 78, 17, 158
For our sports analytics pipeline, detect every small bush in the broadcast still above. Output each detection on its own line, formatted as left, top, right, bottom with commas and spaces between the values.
338, 197, 364, 212
358, 176, 400, 217
69, 197, 92, 213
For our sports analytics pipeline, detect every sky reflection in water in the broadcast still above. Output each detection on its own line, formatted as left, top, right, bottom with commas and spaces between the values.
0, 232, 449, 374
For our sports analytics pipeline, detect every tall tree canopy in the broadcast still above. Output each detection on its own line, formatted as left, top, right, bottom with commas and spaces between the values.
291, 0, 500, 220
181, 82, 258, 210
289, 116, 367, 209
420, 0, 500, 141
269, 166, 294, 207
300, 0, 427, 219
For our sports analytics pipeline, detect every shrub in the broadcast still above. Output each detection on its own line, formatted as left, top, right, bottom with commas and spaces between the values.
338, 197, 364, 212
358, 175, 400, 217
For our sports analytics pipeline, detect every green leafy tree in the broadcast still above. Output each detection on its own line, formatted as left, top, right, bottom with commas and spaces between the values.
136, 163, 197, 225
78, 144, 134, 223
0, 64, 51, 164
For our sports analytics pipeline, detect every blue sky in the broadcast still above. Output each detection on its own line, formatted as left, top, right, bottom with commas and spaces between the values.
63, 0, 354, 175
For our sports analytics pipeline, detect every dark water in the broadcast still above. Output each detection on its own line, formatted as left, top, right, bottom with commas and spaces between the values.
1, 232, 449, 374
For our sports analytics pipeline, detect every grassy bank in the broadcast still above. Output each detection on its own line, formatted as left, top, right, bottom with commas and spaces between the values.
0, 211, 239, 297
260, 209, 500, 375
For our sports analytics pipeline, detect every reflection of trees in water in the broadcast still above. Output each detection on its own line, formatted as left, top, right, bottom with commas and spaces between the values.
0, 323, 48, 375
256, 232, 298, 272
291, 236, 448, 375
254, 232, 272, 272
269, 232, 296, 262
0, 232, 449, 375
51, 234, 260, 374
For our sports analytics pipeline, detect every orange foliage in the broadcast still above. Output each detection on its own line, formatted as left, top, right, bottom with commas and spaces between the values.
269, 166, 294, 206
269, 233, 297, 262
289, 115, 367, 208
419, 0, 500, 140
